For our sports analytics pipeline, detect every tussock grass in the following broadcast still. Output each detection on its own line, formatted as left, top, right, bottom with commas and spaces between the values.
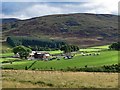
2, 70, 118, 88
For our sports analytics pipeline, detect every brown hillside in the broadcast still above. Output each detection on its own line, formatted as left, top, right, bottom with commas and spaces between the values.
2, 13, 118, 47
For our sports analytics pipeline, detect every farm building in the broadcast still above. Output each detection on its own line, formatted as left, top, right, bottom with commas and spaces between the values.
28, 51, 50, 60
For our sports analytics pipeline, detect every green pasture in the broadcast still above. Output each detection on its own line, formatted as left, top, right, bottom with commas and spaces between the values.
42, 50, 63, 54
0, 58, 18, 62
89, 45, 110, 49
0, 53, 14, 57
1, 44, 118, 70
80, 48, 101, 52
0, 50, 62, 58
80, 45, 109, 52
2, 60, 35, 69
2, 50, 118, 70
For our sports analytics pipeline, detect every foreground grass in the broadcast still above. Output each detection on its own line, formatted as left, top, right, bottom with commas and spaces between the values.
2, 70, 118, 88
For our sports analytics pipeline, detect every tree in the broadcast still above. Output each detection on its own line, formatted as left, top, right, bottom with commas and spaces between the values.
70, 45, 79, 52
13, 45, 32, 59
60, 45, 70, 53
60, 44, 79, 53
109, 42, 120, 50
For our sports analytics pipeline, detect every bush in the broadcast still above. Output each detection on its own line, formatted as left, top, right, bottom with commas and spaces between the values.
62, 64, 120, 72
2, 61, 11, 63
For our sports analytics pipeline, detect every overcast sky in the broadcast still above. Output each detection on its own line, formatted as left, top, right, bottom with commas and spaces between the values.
1, 0, 120, 19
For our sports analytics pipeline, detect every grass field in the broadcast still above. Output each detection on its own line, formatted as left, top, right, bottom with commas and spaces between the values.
0, 53, 14, 57
1, 44, 119, 88
1, 45, 118, 70
41, 50, 63, 54
2, 50, 118, 70
89, 45, 110, 49
2, 70, 118, 88
80, 45, 110, 52
80, 48, 101, 52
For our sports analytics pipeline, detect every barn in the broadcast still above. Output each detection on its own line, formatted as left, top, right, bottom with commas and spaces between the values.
28, 51, 50, 60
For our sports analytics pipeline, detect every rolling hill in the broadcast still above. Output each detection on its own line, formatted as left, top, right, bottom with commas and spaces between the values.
2, 13, 118, 47
0, 18, 20, 24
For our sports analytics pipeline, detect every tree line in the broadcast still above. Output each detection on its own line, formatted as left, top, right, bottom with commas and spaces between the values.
6, 36, 66, 51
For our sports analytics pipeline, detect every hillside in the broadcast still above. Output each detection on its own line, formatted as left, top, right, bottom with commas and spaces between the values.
0, 18, 19, 24
2, 13, 118, 47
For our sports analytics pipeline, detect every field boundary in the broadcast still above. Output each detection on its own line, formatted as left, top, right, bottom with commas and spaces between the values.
27, 61, 37, 70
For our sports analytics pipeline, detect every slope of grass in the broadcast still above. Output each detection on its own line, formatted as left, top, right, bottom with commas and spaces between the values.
80, 45, 109, 52
2, 60, 35, 69
30, 51, 118, 70
2, 51, 118, 70
80, 48, 101, 52
89, 45, 110, 49
0, 58, 18, 63
1, 42, 12, 53
47, 50, 63, 54
36, 50, 63, 55
1, 44, 118, 70
0, 53, 14, 57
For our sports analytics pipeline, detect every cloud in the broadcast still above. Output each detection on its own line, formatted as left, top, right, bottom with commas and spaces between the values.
2, 0, 91, 2
77, 2, 118, 15
23, 4, 62, 17
1, 1, 119, 19
2, 3, 64, 19
2, 0, 120, 2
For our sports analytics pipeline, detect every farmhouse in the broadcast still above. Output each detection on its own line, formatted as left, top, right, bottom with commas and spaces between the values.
29, 51, 50, 60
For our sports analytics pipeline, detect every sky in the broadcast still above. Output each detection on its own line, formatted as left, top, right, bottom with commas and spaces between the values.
1, 0, 120, 20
